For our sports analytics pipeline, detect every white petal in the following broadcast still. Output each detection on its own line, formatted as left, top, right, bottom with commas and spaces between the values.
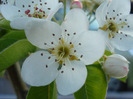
16, 0, 62, 19
7, 0, 15, 5
107, 0, 130, 18
40, 0, 62, 19
97, 0, 131, 27
119, 14, 133, 37
1, 0, 15, 5
25, 19, 62, 49
107, 54, 129, 63
10, 17, 34, 30
103, 31, 115, 52
73, 31, 106, 65
21, 51, 59, 86
1, 5, 24, 21
103, 54, 129, 78
16, 0, 38, 13
47, 3, 63, 20
56, 60, 87, 95
61, 8, 89, 41
110, 34, 133, 51
96, 0, 109, 26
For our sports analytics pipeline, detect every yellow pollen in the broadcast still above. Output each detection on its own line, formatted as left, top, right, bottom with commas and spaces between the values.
49, 39, 79, 65
61, 39, 64, 44
99, 20, 128, 39
69, 55, 79, 61
70, 44, 74, 48
118, 22, 128, 26
99, 25, 108, 31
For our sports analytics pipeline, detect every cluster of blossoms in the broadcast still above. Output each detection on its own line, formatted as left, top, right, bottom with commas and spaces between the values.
0, 0, 132, 95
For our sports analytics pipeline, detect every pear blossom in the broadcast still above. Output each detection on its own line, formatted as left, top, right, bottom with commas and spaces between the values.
96, 0, 133, 51
21, 8, 105, 95
0, 0, 15, 6
102, 54, 129, 78
1, 0, 62, 29
71, 1, 82, 9
0, 0, 15, 12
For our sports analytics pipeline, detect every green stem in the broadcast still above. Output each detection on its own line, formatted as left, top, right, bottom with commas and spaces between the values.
89, 17, 96, 24
63, 0, 67, 19
52, 17, 57, 23
88, 14, 92, 21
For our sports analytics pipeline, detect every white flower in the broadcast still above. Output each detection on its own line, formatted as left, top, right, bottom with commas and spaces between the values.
0, 0, 15, 5
96, 0, 133, 51
71, 1, 82, 9
0, 0, 15, 12
1, 0, 62, 29
21, 8, 105, 95
103, 54, 129, 78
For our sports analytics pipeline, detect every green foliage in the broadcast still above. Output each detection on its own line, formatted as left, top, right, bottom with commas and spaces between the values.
0, 19, 12, 30
74, 64, 107, 99
0, 39, 36, 72
0, 30, 35, 71
0, 31, 26, 52
0, 39, 17, 52
0, 70, 5, 77
2, 30, 26, 39
74, 85, 87, 99
119, 76, 127, 83
27, 81, 57, 99
0, 29, 8, 38
104, 50, 112, 56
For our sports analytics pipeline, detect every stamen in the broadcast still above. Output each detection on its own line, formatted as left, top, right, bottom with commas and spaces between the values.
25, 4, 48, 19
118, 22, 127, 26
25, 9, 30, 15
48, 38, 79, 66
99, 25, 108, 31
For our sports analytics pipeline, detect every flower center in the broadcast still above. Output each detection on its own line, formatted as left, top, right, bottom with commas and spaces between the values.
25, 4, 47, 19
108, 22, 118, 32
57, 46, 70, 58
99, 20, 127, 39
49, 39, 79, 65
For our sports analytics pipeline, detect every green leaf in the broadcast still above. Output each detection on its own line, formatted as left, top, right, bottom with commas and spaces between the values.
99, 50, 112, 62
104, 50, 112, 56
0, 29, 8, 38
0, 39, 36, 71
0, 19, 12, 30
0, 31, 26, 52
27, 81, 57, 99
119, 76, 127, 83
74, 85, 87, 99
85, 65, 107, 99
0, 39, 17, 52
0, 70, 5, 77
2, 30, 26, 40
74, 64, 107, 99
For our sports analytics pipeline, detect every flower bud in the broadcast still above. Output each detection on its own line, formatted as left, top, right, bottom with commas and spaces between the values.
71, 1, 82, 9
103, 54, 129, 78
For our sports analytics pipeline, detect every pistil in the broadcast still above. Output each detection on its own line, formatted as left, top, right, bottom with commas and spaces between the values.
50, 39, 79, 65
